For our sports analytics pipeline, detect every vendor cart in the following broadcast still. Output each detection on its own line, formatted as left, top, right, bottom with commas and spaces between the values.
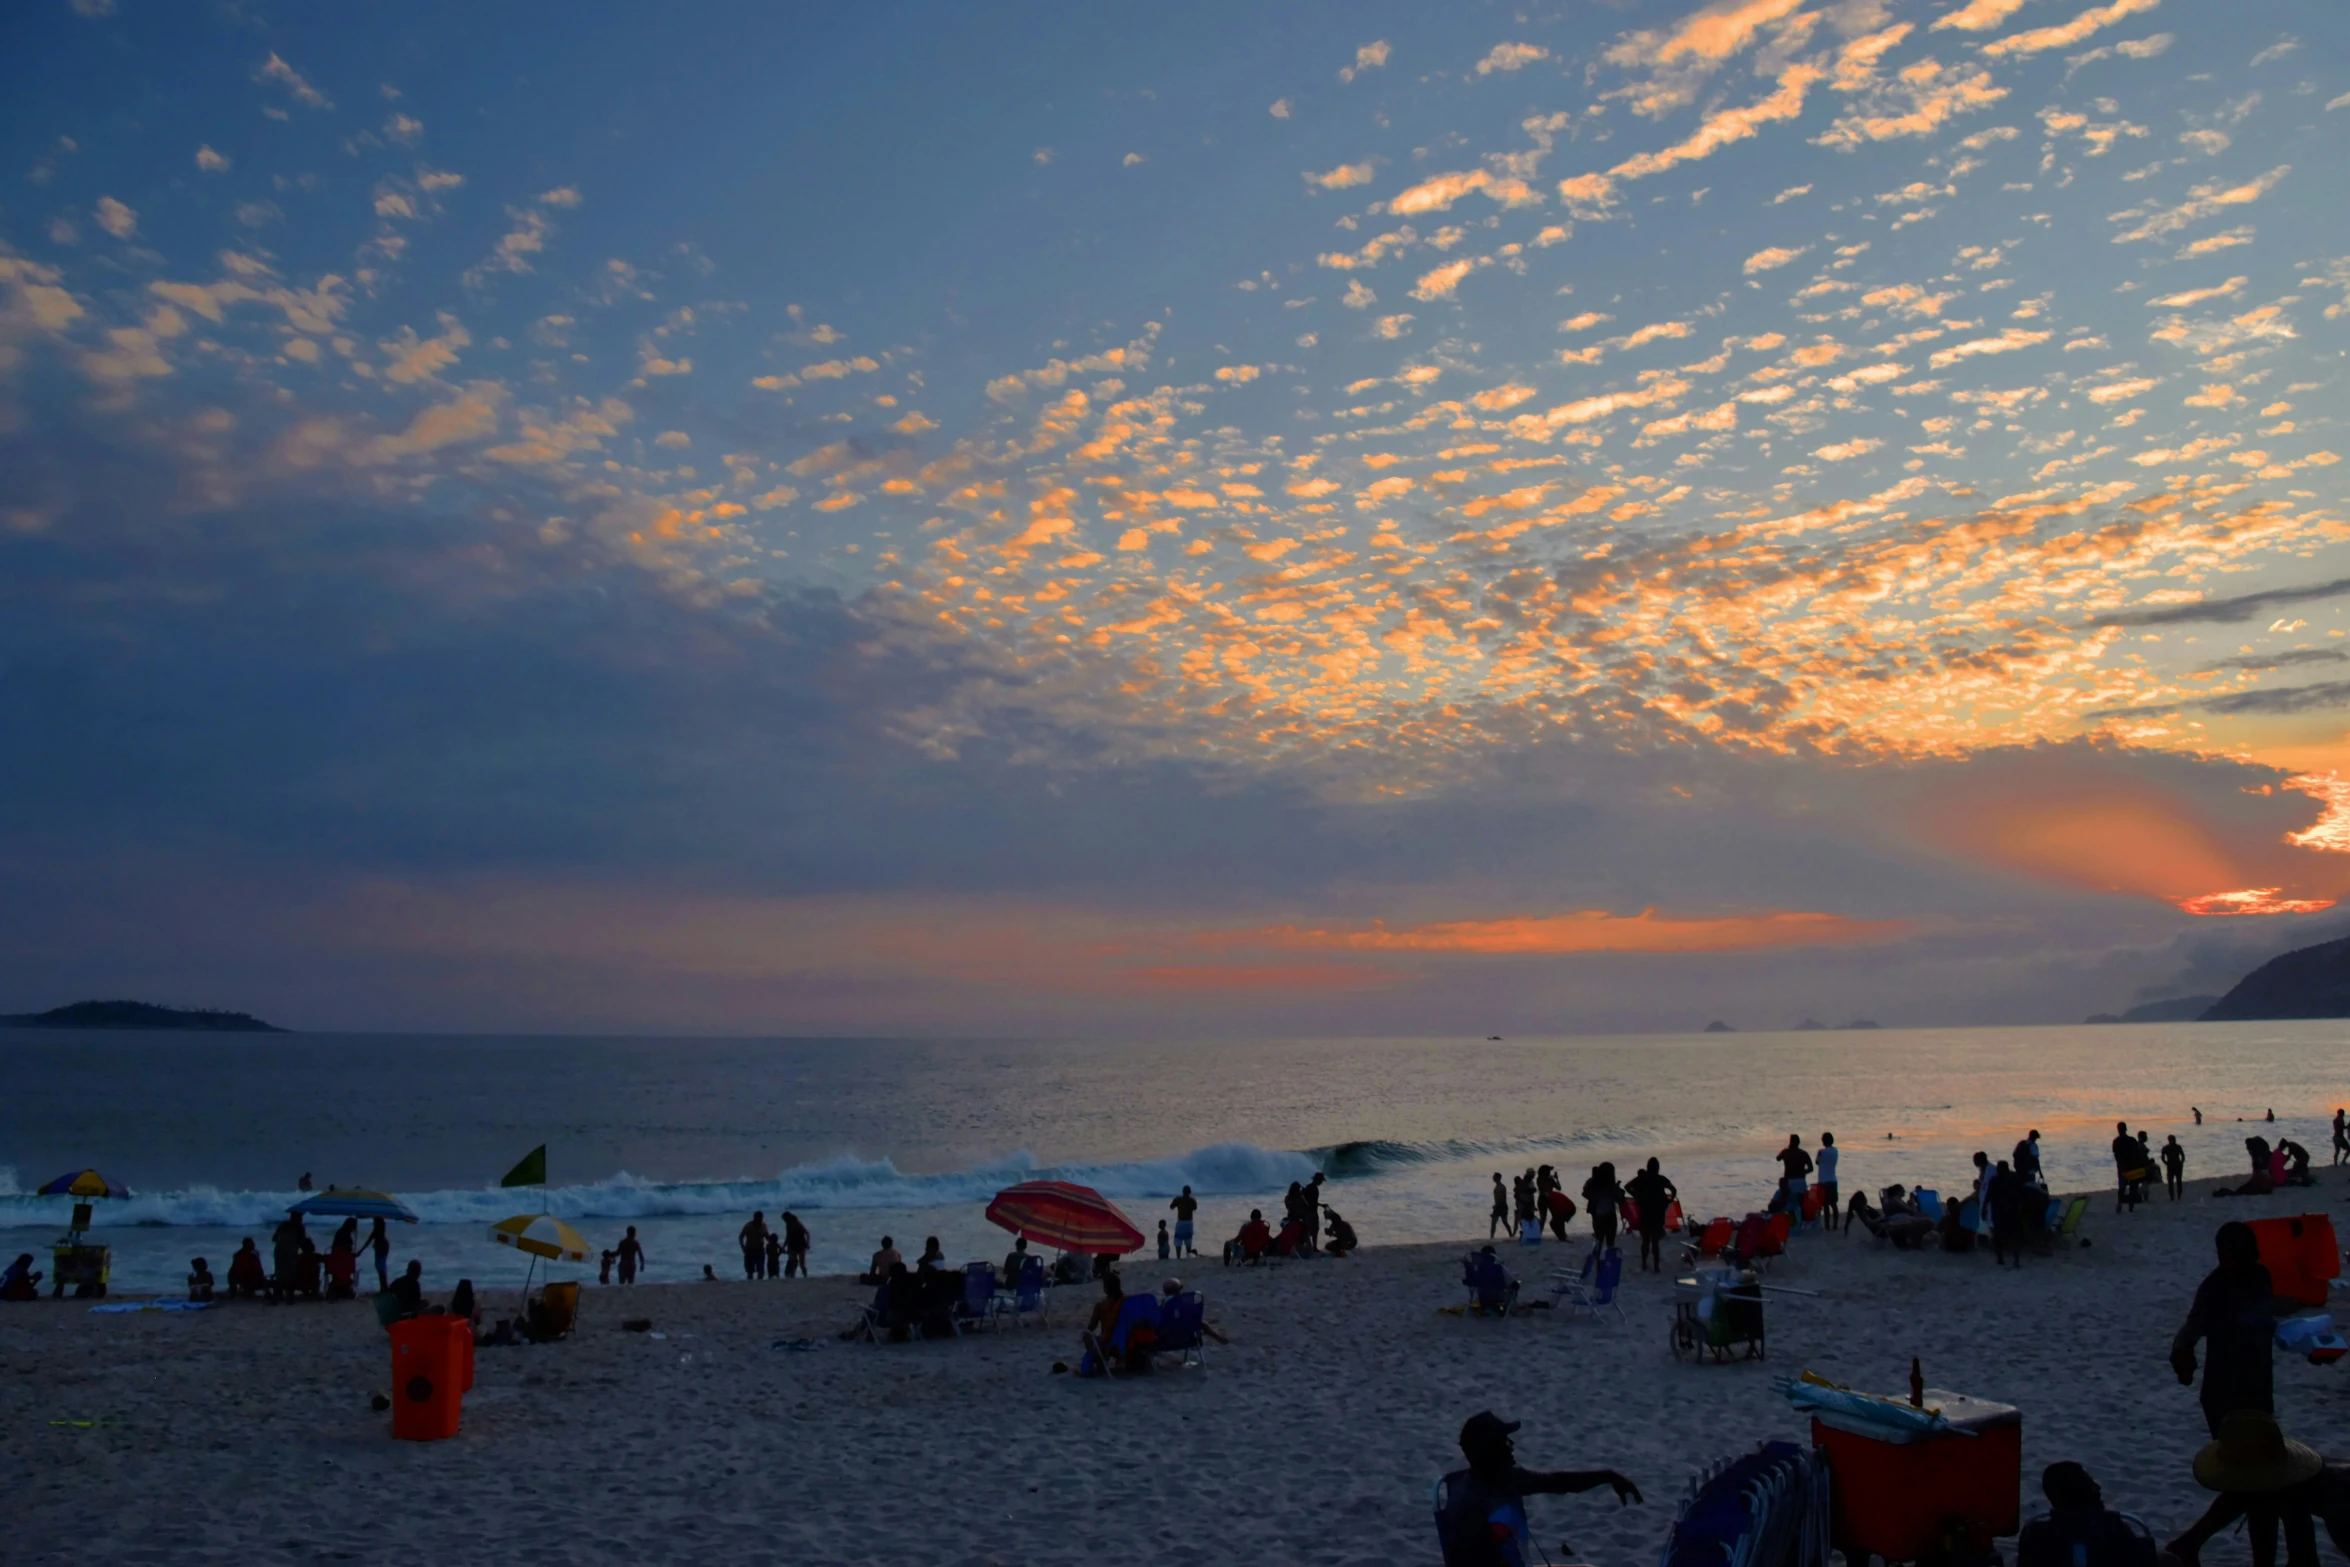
1671, 1269, 1766, 1361
36, 1175, 129, 1298
51, 1240, 111, 1298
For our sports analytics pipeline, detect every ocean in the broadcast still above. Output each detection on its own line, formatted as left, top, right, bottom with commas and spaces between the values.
3, 1022, 2343, 1294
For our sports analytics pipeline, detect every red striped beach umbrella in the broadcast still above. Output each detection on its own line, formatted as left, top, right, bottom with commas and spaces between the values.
984, 1181, 1144, 1255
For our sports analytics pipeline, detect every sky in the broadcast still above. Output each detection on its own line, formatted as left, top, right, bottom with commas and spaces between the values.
2, 0, 2348, 1036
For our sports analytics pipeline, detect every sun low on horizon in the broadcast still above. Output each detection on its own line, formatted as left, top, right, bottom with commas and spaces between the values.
2, 0, 2347, 1035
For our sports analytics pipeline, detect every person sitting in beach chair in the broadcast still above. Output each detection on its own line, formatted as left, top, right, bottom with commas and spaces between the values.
850, 1263, 910, 1342
2016, 1462, 2158, 1567
1, 1253, 42, 1301
525, 1280, 578, 1342
387, 1259, 427, 1320
1269, 1218, 1309, 1260
1227, 1210, 1273, 1265
1680, 1216, 1734, 1267
995, 1253, 1048, 1326
859, 1235, 901, 1285
1434, 1410, 1642, 1567
1463, 1246, 1519, 1316
951, 1262, 997, 1334
322, 1242, 358, 1300
1152, 1278, 1228, 1366
291, 1238, 325, 1300
226, 1238, 266, 1298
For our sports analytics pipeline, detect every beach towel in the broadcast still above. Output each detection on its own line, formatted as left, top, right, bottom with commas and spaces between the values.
88, 1300, 213, 1314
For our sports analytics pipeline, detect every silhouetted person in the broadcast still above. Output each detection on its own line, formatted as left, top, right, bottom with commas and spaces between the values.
1489, 1173, 1509, 1241
2016, 1462, 2156, 1567
2164, 1136, 2187, 1201
1626, 1159, 1676, 1273
1435, 1410, 1641, 1567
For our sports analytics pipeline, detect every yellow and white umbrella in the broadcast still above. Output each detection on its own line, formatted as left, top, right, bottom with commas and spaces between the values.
489, 1213, 588, 1261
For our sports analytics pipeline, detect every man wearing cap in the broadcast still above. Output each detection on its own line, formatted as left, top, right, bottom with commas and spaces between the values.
1435, 1411, 1640, 1567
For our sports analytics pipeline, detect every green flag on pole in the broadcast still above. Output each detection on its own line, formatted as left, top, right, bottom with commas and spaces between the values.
500, 1144, 547, 1188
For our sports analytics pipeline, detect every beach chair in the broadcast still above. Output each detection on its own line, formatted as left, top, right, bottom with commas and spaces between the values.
1084, 1290, 1162, 1376
1731, 1212, 1792, 1270
952, 1262, 997, 1334
1269, 1221, 1308, 1261
1915, 1188, 1943, 1221
1682, 1216, 1734, 1266
1551, 1246, 1626, 1323
1153, 1290, 1208, 1368
2055, 1195, 2088, 1239
526, 1280, 579, 1342
995, 1255, 1047, 1327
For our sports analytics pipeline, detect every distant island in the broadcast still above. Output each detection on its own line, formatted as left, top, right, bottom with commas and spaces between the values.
0, 999, 287, 1032
1841, 1019, 1881, 1030
1795, 1018, 1826, 1031
1703, 1020, 1735, 1033
2201, 935, 2350, 1021
2084, 995, 2222, 1025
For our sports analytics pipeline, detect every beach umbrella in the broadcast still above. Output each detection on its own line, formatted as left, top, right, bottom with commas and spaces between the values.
984, 1180, 1144, 1255
289, 1189, 418, 1223
38, 1169, 130, 1200
490, 1211, 588, 1301
490, 1213, 588, 1261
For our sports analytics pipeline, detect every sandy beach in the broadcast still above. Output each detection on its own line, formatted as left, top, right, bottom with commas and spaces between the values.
9, 1175, 2350, 1566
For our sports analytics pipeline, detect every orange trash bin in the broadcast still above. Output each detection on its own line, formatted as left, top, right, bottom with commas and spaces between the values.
389, 1316, 465, 1441
1812, 1390, 2020, 1563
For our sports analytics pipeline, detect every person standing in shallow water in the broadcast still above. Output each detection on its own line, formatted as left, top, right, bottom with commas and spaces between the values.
2164, 1136, 2188, 1201
1489, 1173, 1509, 1241
2333, 1109, 2347, 1167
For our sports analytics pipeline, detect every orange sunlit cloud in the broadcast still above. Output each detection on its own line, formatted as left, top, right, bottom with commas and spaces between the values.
2172, 888, 2338, 917
1214, 907, 1907, 956
1924, 780, 2350, 915
1123, 964, 1403, 991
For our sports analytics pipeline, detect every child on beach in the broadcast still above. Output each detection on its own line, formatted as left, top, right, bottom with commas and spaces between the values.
187, 1258, 214, 1301
764, 1229, 783, 1279
599, 1249, 616, 1285
1157, 1220, 1171, 1260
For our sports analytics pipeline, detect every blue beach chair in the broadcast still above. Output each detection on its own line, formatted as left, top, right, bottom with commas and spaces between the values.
995, 1254, 1047, 1327
952, 1262, 996, 1335
1551, 1246, 1626, 1323
1915, 1188, 1943, 1221
1154, 1289, 1208, 1367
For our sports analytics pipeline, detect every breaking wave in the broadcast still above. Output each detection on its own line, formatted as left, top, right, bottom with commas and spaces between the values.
0, 1131, 1661, 1230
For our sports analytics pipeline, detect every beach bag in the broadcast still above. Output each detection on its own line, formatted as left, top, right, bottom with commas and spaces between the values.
1666, 1199, 1685, 1232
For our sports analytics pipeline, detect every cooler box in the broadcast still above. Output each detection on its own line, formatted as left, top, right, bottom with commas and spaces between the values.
1812, 1390, 2020, 1562
2246, 1215, 2339, 1308
389, 1316, 466, 1441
